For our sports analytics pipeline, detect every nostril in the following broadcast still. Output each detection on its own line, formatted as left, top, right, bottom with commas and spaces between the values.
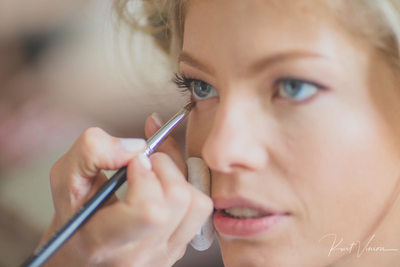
202, 136, 267, 173
200, 100, 268, 173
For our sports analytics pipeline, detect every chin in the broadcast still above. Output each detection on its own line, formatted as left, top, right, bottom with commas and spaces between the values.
218, 237, 274, 267
218, 236, 338, 267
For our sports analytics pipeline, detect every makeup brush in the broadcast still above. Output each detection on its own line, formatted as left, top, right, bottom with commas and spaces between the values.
21, 102, 193, 267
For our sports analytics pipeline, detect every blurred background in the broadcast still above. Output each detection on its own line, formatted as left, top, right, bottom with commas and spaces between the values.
0, 0, 223, 266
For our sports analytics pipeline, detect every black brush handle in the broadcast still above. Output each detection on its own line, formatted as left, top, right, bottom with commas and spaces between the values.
21, 167, 127, 267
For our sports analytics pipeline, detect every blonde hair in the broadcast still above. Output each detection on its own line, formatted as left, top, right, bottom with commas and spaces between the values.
113, 0, 187, 55
114, 0, 400, 70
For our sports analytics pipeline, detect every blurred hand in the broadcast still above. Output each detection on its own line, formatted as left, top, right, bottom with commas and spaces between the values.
40, 113, 213, 267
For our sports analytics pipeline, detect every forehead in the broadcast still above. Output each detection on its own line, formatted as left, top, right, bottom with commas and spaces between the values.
183, 0, 333, 42
181, 0, 362, 72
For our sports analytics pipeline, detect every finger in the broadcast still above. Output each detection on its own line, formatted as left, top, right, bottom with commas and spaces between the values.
79, 154, 168, 259
124, 154, 169, 237
69, 127, 147, 178
167, 186, 213, 250
125, 153, 164, 205
50, 127, 146, 212
145, 113, 187, 176
149, 153, 191, 240
78, 202, 161, 262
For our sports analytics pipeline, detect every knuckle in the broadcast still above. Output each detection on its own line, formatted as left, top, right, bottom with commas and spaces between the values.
193, 193, 213, 215
78, 127, 116, 170
80, 127, 107, 153
82, 127, 106, 139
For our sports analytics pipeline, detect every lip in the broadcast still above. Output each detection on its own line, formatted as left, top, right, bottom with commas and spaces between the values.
213, 197, 281, 214
212, 197, 290, 237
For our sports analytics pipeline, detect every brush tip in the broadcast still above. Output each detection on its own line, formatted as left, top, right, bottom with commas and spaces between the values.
184, 102, 195, 111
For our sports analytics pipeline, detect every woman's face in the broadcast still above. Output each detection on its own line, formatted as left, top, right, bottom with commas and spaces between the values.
181, 0, 400, 266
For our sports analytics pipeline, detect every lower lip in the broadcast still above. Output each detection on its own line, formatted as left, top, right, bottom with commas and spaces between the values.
213, 210, 289, 237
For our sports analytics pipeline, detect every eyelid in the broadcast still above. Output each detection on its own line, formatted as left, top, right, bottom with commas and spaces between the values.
174, 73, 327, 103
184, 75, 213, 87
274, 77, 328, 90
272, 77, 328, 104
174, 72, 217, 90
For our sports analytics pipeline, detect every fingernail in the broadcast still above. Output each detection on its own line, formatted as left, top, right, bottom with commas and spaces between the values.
151, 112, 163, 128
138, 153, 152, 170
119, 138, 147, 152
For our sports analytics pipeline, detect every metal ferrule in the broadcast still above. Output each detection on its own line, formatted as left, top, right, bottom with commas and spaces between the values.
145, 102, 193, 156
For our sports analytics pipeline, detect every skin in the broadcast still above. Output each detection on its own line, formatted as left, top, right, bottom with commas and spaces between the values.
42, 118, 212, 266
43, 0, 400, 266
182, 0, 400, 266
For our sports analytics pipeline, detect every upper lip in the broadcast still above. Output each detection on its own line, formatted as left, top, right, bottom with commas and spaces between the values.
212, 196, 289, 215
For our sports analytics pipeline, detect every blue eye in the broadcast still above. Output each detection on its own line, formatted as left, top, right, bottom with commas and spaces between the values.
191, 80, 218, 100
173, 74, 218, 102
277, 79, 319, 101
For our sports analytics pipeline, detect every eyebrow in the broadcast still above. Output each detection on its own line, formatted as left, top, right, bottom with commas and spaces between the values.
178, 51, 216, 75
249, 51, 324, 74
178, 50, 324, 76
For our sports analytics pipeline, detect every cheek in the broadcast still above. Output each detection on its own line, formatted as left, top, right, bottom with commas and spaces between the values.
286, 100, 400, 242
185, 109, 215, 157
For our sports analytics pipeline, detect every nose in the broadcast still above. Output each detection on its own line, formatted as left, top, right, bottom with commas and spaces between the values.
201, 94, 269, 173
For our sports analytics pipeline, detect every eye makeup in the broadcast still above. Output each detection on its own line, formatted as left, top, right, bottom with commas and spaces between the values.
174, 73, 195, 102
175, 73, 328, 104
173, 73, 219, 102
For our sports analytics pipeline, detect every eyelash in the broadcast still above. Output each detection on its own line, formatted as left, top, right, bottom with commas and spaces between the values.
173, 72, 327, 102
173, 73, 199, 103
173, 73, 193, 93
